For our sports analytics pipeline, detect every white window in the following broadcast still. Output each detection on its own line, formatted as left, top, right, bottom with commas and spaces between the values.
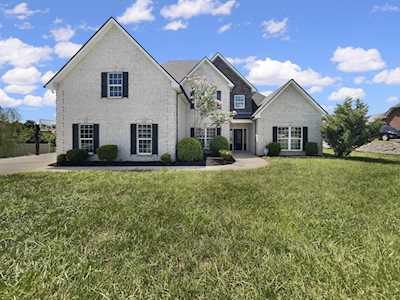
137, 124, 152, 155
277, 126, 302, 151
195, 127, 217, 150
234, 95, 245, 109
79, 124, 94, 154
108, 72, 123, 98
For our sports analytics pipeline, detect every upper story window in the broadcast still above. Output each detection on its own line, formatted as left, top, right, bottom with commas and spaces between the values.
108, 72, 123, 98
79, 124, 94, 154
216, 90, 222, 109
234, 95, 245, 109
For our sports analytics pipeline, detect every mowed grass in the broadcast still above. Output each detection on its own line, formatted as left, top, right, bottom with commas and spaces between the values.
1, 152, 400, 299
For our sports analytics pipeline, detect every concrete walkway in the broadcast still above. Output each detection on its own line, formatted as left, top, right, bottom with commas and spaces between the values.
0, 152, 268, 175
0, 153, 56, 175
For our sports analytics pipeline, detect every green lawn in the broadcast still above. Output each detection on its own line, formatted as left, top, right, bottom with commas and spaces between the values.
1, 152, 400, 299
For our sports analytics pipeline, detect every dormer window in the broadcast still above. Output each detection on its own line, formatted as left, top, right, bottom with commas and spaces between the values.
234, 95, 245, 109
108, 72, 123, 97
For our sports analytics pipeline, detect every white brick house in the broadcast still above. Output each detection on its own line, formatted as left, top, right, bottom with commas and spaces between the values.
45, 18, 327, 161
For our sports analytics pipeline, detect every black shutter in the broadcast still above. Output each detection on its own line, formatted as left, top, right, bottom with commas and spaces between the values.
131, 124, 137, 154
303, 126, 308, 150
152, 124, 158, 155
101, 72, 108, 98
190, 128, 195, 137
190, 90, 195, 109
272, 126, 278, 143
216, 91, 221, 100
123, 72, 129, 98
94, 124, 99, 153
217, 128, 221, 136
72, 124, 79, 149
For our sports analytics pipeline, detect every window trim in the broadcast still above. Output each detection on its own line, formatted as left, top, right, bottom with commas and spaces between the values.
107, 72, 123, 98
136, 124, 153, 155
277, 126, 303, 151
234, 95, 245, 109
194, 127, 217, 150
79, 123, 94, 154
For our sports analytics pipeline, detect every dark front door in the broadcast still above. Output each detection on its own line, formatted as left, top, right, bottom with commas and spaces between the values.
233, 129, 243, 151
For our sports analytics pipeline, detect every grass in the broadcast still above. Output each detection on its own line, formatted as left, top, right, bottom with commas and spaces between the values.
1, 151, 400, 299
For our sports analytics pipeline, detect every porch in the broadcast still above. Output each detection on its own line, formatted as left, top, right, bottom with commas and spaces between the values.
229, 119, 255, 154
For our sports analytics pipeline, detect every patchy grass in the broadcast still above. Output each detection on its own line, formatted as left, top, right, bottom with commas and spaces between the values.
1, 151, 400, 299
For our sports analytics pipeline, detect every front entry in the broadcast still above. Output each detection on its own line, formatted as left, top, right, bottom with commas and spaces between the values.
232, 128, 247, 151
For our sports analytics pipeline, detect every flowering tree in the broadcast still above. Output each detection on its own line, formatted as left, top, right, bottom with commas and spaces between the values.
188, 76, 235, 130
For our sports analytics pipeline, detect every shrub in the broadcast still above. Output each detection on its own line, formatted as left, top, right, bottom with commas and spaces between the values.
210, 136, 229, 156
57, 154, 67, 164
266, 143, 281, 156
305, 142, 319, 156
177, 138, 203, 162
219, 149, 234, 162
66, 149, 88, 164
160, 153, 172, 164
97, 144, 118, 162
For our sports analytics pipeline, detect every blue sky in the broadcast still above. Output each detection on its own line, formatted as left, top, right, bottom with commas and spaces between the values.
0, 0, 399, 121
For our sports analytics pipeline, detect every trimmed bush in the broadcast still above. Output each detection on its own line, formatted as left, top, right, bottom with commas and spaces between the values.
219, 149, 234, 162
305, 142, 319, 156
160, 153, 172, 164
210, 136, 229, 156
266, 143, 281, 157
177, 138, 203, 162
66, 149, 89, 164
57, 154, 67, 164
97, 145, 118, 162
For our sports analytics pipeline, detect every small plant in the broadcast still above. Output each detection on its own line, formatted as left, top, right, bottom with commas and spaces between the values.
304, 142, 319, 156
177, 138, 203, 162
219, 149, 234, 162
210, 136, 229, 156
66, 149, 89, 164
57, 154, 67, 165
266, 143, 281, 156
160, 153, 172, 164
97, 145, 118, 162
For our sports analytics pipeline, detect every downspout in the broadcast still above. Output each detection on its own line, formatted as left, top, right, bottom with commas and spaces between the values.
176, 92, 179, 161
254, 118, 257, 155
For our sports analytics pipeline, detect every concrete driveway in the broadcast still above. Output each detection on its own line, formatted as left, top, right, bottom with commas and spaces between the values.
0, 153, 56, 175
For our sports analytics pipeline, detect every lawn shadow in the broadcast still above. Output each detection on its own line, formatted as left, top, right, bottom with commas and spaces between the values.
323, 152, 400, 165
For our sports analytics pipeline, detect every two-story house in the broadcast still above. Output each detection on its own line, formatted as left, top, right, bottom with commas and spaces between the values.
45, 17, 326, 161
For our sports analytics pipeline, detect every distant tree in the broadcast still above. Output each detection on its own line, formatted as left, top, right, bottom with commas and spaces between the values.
0, 106, 20, 157
321, 98, 371, 157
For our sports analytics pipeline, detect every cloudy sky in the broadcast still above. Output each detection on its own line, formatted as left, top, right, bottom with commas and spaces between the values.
0, 0, 399, 121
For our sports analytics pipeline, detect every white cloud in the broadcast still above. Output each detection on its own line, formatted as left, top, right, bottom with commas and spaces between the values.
42, 90, 56, 106
23, 95, 42, 106
161, 0, 237, 20
261, 90, 273, 96
322, 104, 335, 114
79, 22, 98, 32
373, 67, 400, 85
50, 25, 75, 42
387, 96, 399, 103
0, 88, 22, 107
261, 18, 288, 39
4, 84, 37, 95
308, 86, 323, 94
5, 2, 48, 20
2, 67, 41, 85
354, 76, 366, 84
41, 71, 55, 84
54, 42, 81, 59
117, 0, 155, 24
239, 57, 337, 88
227, 56, 256, 65
329, 87, 366, 101
53, 18, 63, 24
218, 23, 232, 33
15, 22, 33, 30
331, 47, 386, 72
372, 3, 400, 13
163, 20, 187, 31
0, 38, 52, 67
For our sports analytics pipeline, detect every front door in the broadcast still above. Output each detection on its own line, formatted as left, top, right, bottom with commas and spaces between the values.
233, 129, 243, 151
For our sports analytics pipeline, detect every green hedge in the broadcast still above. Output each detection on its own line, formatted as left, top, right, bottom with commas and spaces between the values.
177, 138, 203, 162
305, 142, 319, 156
97, 145, 118, 162
266, 143, 281, 156
219, 149, 234, 162
210, 136, 229, 156
160, 153, 172, 164
66, 149, 88, 164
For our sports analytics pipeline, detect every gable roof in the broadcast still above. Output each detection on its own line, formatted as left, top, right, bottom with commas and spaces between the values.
252, 79, 327, 118
162, 60, 199, 82
44, 17, 180, 90
211, 52, 257, 92
384, 103, 400, 117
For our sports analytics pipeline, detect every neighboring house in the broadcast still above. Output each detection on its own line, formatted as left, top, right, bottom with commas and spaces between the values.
45, 17, 326, 161
369, 104, 400, 129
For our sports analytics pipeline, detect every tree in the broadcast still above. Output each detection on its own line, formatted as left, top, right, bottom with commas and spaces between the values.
321, 98, 371, 157
0, 106, 20, 157
188, 76, 235, 131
